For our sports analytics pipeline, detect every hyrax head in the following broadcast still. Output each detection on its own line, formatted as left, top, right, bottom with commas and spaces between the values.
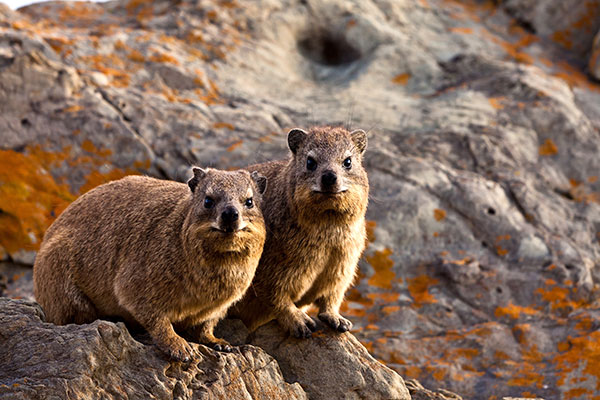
187, 167, 267, 240
287, 126, 368, 217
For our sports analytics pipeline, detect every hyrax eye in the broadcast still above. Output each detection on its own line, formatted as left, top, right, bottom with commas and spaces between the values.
204, 197, 215, 209
245, 198, 254, 208
343, 157, 352, 169
306, 157, 317, 171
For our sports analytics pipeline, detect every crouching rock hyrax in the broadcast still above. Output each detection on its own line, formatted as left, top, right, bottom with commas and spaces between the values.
34, 168, 267, 362
231, 126, 369, 338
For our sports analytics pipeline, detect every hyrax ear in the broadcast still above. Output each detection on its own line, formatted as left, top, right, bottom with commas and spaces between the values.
287, 128, 308, 154
350, 129, 367, 154
251, 171, 267, 195
188, 167, 207, 193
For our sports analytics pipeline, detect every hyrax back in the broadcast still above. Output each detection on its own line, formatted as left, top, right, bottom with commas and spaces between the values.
34, 168, 267, 361
232, 126, 369, 338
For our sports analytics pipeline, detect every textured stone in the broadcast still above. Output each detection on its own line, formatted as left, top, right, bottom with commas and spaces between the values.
1, 0, 600, 398
0, 298, 411, 400
250, 321, 410, 400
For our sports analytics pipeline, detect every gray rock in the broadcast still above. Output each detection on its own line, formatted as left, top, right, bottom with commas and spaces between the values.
250, 321, 411, 400
1, 0, 600, 398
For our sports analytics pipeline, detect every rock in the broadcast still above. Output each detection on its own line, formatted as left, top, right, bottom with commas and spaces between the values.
0, 297, 410, 399
1, 0, 600, 398
405, 379, 463, 400
501, 0, 600, 56
590, 29, 600, 80
249, 321, 410, 400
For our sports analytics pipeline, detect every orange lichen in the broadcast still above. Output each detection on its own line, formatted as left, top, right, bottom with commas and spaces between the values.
213, 122, 235, 130
366, 248, 395, 289
495, 245, 508, 256
407, 275, 439, 306
433, 208, 446, 221
127, 50, 145, 63
488, 97, 504, 110
391, 73, 411, 85
449, 27, 474, 34
539, 139, 558, 156
226, 140, 243, 152
494, 303, 538, 319
149, 50, 180, 65
365, 220, 376, 243
0, 149, 75, 254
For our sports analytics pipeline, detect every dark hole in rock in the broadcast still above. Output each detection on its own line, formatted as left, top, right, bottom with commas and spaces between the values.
565, 264, 575, 270
496, 287, 502, 293
298, 29, 361, 66
21, 118, 30, 127
482, 241, 488, 248
487, 207, 496, 215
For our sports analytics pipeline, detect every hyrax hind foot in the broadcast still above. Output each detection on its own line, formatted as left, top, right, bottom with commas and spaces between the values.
318, 312, 352, 333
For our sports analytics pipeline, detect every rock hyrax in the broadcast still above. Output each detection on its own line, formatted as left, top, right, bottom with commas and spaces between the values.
34, 168, 267, 361
232, 126, 369, 337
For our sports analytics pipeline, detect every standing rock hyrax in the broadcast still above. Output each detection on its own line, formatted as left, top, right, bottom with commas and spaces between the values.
232, 126, 369, 338
34, 168, 267, 361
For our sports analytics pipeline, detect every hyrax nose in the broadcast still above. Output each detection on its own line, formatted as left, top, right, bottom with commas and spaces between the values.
221, 206, 239, 223
321, 170, 337, 187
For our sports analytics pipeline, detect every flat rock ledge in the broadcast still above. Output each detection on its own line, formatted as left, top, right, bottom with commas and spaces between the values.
0, 298, 411, 400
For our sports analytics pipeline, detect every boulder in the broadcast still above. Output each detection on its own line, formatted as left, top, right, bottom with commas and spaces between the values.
1, 0, 600, 398
0, 297, 411, 400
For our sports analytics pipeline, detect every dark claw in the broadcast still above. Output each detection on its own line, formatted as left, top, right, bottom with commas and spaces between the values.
223, 345, 233, 352
337, 323, 350, 333
293, 324, 312, 339
306, 318, 317, 332
214, 344, 223, 352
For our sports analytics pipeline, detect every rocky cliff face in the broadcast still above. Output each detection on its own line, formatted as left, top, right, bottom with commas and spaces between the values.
1, 0, 600, 399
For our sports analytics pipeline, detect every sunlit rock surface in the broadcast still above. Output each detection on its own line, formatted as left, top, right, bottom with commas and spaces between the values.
1, 0, 600, 398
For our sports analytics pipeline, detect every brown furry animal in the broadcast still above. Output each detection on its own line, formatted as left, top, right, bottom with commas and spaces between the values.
231, 126, 369, 338
34, 168, 267, 362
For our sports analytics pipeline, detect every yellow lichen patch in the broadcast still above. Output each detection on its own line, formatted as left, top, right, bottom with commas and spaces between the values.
213, 122, 235, 130
495, 245, 508, 256
433, 208, 446, 221
365, 220, 376, 243
568, 179, 600, 204
0, 149, 75, 254
226, 140, 243, 152
494, 303, 538, 319
407, 275, 439, 306
535, 282, 586, 313
552, 329, 600, 397
488, 97, 504, 110
539, 138, 558, 156
127, 50, 145, 63
366, 292, 400, 303
366, 248, 395, 289
449, 27, 474, 34
553, 61, 600, 93
149, 50, 180, 65
391, 73, 411, 85
381, 305, 401, 316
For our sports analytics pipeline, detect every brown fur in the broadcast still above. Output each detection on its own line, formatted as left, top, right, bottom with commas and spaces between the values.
231, 126, 369, 338
34, 168, 267, 361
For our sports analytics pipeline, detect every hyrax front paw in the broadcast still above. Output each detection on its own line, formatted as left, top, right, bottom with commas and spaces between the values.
318, 312, 352, 333
159, 335, 196, 362
205, 338, 233, 353
286, 313, 317, 339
